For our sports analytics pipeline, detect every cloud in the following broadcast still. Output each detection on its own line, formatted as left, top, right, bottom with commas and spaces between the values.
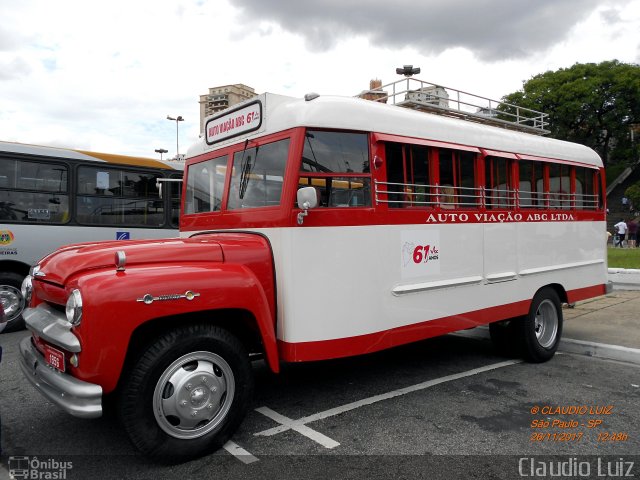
232, 0, 631, 61
0, 57, 31, 81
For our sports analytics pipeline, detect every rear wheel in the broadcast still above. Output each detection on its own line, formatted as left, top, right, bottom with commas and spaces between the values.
0, 272, 26, 333
515, 288, 563, 363
118, 324, 253, 462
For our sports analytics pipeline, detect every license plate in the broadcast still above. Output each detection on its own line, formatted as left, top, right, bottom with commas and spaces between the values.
43, 345, 65, 373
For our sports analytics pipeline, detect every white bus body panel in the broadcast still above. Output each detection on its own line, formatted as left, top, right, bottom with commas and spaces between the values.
185, 221, 606, 344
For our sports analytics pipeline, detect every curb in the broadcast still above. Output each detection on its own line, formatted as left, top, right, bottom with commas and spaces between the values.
608, 268, 640, 290
559, 338, 640, 366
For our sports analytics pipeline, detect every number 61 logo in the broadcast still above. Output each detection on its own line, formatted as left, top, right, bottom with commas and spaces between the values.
413, 245, 439, 264
401, 231, 441, 278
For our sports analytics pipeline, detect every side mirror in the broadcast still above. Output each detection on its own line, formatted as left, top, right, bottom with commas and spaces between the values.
296, 187, 318, 225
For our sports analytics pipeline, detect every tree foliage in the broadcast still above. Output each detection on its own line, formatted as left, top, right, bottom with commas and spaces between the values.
500, 60, 640, 165
625, 183, 640, 210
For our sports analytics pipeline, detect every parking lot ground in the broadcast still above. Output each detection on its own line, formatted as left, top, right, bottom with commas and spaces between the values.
1, 292, 639, 479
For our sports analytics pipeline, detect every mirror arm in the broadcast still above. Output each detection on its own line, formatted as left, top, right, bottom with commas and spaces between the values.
297, 201, 311, 225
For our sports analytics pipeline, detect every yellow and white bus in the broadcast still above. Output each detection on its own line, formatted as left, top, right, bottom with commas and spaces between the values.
0, 141, 183, 332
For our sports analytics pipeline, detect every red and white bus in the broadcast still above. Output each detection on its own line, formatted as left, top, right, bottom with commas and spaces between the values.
0, 141, 183, 332
19, 90, 608, 461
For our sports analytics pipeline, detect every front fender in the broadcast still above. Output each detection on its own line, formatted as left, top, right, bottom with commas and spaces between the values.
71, 262, 278, 393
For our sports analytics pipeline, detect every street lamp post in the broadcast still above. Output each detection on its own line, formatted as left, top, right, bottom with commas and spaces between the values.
166, 115, 184, 157
155, 148, 168, 161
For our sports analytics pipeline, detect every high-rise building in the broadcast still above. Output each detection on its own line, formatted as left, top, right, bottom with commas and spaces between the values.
199, 84, 257, 133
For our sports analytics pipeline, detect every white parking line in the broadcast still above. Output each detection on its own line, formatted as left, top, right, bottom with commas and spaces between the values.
255, 406, 340, 449
223, 440, 259, 464
254, 359, 521, 438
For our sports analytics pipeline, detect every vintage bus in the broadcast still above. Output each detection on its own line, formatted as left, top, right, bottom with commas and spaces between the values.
19, 90, 607, 461
0, 141, 183, 332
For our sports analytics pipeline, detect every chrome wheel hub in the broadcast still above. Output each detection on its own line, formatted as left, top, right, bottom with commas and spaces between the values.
0, 285, 25, 323
534, 299, 559, 349
153, 351, 235, 439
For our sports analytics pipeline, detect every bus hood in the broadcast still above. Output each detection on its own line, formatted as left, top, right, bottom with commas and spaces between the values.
35, 237, 225, 285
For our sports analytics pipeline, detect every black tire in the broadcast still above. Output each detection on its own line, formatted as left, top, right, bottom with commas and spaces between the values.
117, 324, 253, 463
0, 272, 26, 333
489, 319, 518, 357
514, 288, 563, 363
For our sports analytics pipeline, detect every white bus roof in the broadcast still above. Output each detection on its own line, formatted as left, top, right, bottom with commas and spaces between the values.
0, 140, 184, 171
189, 93, 602, 168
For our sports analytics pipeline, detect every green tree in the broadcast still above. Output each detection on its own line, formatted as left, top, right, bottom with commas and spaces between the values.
625, 183, 640, 210
500, 60, 640, 165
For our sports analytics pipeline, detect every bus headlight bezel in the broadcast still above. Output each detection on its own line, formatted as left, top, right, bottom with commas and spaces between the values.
66, 289, 83, 327
21, 275, 33, 305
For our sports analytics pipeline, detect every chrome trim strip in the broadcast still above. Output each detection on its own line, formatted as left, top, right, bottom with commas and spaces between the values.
19, 337, 102, 419
23, 304, 81, 353
519, 259, 604, 277
392, 275, 484, 296
486, 272, 517, 283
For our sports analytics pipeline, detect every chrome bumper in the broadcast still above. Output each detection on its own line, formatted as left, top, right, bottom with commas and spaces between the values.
19, 304, 102, 419
19, 337, 103, 418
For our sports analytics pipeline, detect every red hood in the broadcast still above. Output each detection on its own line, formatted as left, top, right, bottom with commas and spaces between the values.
37, 237, 224, 285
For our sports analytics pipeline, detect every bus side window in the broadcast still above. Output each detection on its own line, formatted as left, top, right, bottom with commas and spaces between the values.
548, 163, 571, 210
574, 166, 598, 210
485, 156, 513, 209
0, 159, 70, 224
299, 130, 371, 208
438, 148, 478, 209
383, 142, 432, 208
518, 160, 544, 209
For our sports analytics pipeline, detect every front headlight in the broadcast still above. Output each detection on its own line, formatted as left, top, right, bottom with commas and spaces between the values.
65, 289, 83, 326
21, 275, 33, 305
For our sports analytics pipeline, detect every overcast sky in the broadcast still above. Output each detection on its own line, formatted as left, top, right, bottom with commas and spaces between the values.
1, 0, 639, 159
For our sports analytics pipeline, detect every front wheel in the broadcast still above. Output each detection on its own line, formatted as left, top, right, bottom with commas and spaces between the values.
0, 272, 26, 333
118, 324, 254, 462
515, 288, 563, 363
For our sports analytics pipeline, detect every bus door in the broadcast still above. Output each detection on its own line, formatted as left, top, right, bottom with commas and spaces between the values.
483, 153, 518, 287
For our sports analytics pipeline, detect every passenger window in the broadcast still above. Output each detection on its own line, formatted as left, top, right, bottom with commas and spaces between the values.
485, 156, 513, 209
0, 159, 69, 224
299, 130, 371, 208
575, 167, 598, 210
76, 166, 163, 226
438, 148, 478, 209
383, 143, 432, 207
548, 164, 571, 210
518, 160, 545, 209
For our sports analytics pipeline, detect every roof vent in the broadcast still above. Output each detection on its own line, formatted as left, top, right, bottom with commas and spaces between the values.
304, 93, 320, 101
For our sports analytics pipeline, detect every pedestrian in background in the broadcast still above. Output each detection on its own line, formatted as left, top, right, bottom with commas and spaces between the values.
627, 217, 638, 248
614, 218, 628, 247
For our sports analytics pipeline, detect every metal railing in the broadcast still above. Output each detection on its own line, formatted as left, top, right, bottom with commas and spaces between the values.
375, 181, 600, 210
357, 77, 549, 135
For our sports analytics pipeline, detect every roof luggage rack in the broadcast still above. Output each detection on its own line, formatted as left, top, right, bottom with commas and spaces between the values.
357, 77, 549, 135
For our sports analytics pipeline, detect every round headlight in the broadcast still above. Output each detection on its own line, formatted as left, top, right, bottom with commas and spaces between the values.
21, 275, 33, 305
66, 289, 83, 326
